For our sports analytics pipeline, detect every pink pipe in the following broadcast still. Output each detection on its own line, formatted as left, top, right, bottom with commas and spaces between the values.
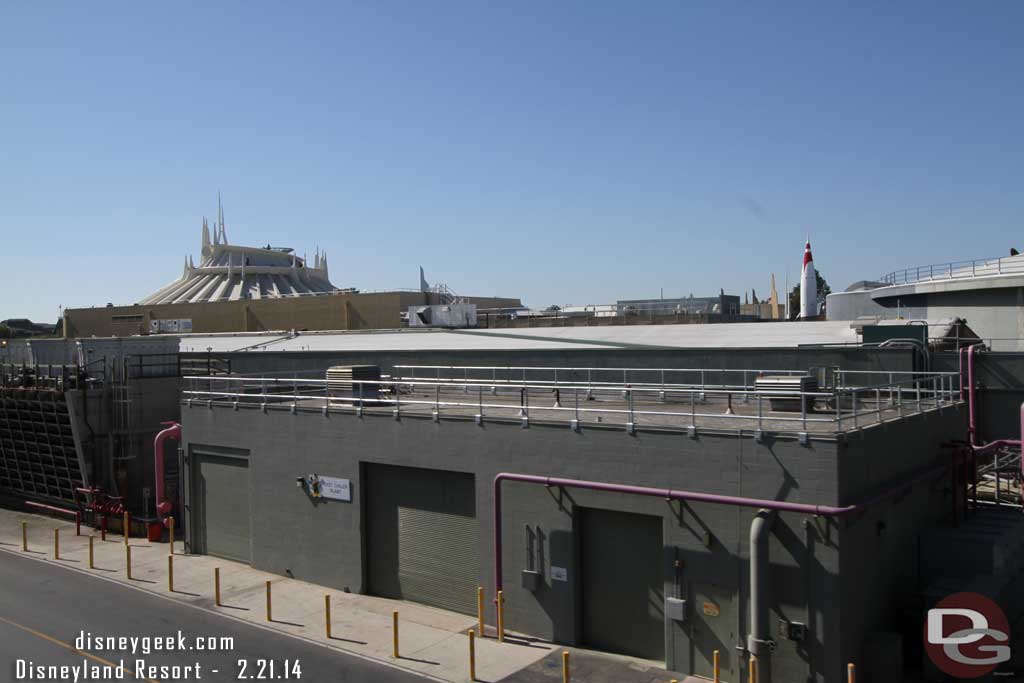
153, 421, 181, 518
492, 464, 947, 593
964, 344, 1024, 484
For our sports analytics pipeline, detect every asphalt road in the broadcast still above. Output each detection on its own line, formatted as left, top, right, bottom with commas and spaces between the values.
0, 550, 431, 683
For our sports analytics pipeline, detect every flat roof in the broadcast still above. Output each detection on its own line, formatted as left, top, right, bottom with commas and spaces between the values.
175, 320, 866, 354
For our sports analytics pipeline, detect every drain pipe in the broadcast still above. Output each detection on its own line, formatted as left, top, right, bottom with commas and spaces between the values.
153, 421, 181, 521
749, 510, 775, 683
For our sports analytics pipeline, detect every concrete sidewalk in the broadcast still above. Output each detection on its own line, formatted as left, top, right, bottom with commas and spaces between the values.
0, 507, 556, 683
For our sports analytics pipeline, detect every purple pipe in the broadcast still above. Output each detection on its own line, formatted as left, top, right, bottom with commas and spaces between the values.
964, 344, 1024, 483
492, 464, 947, 593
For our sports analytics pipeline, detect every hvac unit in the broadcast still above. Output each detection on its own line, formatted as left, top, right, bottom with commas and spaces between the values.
326, 365, 381, 403
753, 375, 818, 412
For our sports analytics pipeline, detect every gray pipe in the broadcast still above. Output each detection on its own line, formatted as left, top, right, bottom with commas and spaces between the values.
748, 509, 775, 683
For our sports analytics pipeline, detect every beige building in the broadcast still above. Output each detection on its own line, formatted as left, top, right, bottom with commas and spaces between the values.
739, 274, 784, 320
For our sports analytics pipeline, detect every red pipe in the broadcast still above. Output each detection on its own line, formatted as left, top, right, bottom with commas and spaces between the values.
492, 464, 947, 593
25, 501, 81, 535
153, 421, 181, 519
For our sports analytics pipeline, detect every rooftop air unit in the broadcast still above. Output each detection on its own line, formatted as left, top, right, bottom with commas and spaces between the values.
326, 365, 381, 403
753, 375, 818, 413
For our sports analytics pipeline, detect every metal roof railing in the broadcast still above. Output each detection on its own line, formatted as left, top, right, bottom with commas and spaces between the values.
181, 367, 962, 437
880, 255, 1024, 286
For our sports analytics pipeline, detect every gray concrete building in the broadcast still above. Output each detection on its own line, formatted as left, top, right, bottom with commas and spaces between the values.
173, 337, 992, 682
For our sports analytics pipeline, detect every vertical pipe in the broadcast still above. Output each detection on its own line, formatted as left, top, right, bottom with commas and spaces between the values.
53, 528, 59, 560
88, 536, 94, 569
477, 587, 485, 636
748, 510, 773, 683
168, 556, 174, 592
468, 630, 476, 681
392, 611, 399, 658
749, 655, 758, 683
325, 595, 332, 638
847, 663, 856, 683
168, 517, 175, 555
126, 545, 132, 580
266, 580, 272, 622
562, 650, 570, 683
214, 568, 221, 606
714, 650, 721, 683
123, 511, 130, 545
21, 521, 27, 552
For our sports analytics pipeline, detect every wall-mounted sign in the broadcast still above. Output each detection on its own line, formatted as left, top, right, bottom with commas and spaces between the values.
319, 476, 352, 502
550, 566, 568, 582
702, 601, 720, 617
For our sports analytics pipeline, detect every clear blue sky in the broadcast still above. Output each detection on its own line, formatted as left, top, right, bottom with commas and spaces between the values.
2, 1, 1022, 322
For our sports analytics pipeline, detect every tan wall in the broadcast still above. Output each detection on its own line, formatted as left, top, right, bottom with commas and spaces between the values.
63, 291, 524, 338
64, 292, 405, 338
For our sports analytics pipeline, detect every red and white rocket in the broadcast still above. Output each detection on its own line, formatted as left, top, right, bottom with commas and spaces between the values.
800, 240, 817, 318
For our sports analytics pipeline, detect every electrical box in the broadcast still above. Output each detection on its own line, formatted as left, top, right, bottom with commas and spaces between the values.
778, 619, 806, 642
521, 570, 541, 591
666, 597, 687, 622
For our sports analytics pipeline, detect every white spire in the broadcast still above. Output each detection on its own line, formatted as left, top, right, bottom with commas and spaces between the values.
202, 217, 211, 252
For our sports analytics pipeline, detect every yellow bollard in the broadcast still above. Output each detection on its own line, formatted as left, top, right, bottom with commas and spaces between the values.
21, 521, 27, 552
468, 629, 476, 681
168, 556, 174, 592
562, 650, 570, 683
214, 567, 221, 606
847, 663, 856, 683
477, 586, 485, 637
749, 655, 757, 683
713, 649, 720, 683
53, 528, 59, 560
496, 590, 505, 642
126, 545, 132, 580
325, 595, 332, 638
266, 580, 272, 622
392, 611, 400, 658
123, 511, 130, 545
168, 517, 175, 556
88, 536, 94, 569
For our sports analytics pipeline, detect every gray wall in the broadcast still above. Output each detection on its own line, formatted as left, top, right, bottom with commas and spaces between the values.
181, 397, 962, 682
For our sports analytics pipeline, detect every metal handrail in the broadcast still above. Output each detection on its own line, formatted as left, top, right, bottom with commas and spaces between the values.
880, 255, 1024, 286
182, 370, 961, 435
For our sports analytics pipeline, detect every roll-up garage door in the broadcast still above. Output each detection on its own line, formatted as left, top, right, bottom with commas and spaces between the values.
192, 452, 251, 564
365, 464, 478, 615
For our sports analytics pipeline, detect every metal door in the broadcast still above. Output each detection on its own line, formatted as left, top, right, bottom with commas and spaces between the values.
365, 464, 478, 615
192, 452, 251, 563
690, 580, 737, 681
580, 507, 665, 661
